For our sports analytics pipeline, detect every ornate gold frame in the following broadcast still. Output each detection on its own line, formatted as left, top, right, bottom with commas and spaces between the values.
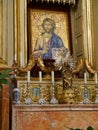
27, 3, 72, 59
14, 0, 73, 66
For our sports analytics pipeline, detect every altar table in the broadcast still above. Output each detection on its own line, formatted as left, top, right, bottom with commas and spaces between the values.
12, 104, 98, 130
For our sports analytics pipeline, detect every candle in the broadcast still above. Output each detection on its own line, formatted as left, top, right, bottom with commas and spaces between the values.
39, 71, 42, 83
95, 73, 97, 83
52, 71, 54, 85
27, 71, 30, 82
84, 72, 87, 83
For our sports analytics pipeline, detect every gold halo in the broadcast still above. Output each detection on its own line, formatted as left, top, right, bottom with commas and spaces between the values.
36, 13, 61, 33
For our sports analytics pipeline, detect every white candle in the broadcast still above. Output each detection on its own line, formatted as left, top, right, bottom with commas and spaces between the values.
84, 72, 87, 83
39, 71, 42, 83
95, 73, 97, 83
27, 71, 30, 82
52, 71, 54, 85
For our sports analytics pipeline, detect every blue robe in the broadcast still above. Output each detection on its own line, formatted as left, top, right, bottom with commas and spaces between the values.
43, 33, 65, 59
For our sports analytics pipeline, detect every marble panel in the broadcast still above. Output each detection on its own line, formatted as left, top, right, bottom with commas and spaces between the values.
12, 104, 98, 130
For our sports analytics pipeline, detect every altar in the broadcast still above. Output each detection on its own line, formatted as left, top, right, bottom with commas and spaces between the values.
11, 47, 98, 130
11, 73, 98, 130
0, 0, 98, 130
8, 1, 98, 129
12, 104, 98, 130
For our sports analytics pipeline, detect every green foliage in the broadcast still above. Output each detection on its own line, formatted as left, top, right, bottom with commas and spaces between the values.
87, 126, 94, 130
0, 69, 12, 78
0, 69, 12, 84
0, 78, 9, 84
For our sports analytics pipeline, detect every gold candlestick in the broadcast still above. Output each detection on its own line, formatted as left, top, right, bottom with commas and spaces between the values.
50, 72, 58, 104
38, 71, 46, 104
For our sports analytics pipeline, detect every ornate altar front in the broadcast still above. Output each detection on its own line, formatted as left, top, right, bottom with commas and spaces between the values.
16, 77, 96, 104
13, 59, 97, 130
12, 76, 98, 130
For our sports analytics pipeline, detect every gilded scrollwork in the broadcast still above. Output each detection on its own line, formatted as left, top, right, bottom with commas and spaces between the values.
55, 83, 64, 103
41, 84, 51, 103
18, 80, 96, 104
19, 83, 27, 102
63, 89, 75, 104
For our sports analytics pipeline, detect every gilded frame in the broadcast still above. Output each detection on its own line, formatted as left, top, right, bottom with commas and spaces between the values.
27, 3, 72, 59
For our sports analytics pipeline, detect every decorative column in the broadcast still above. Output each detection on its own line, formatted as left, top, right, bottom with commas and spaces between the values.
14, 0, 27, 67
0, 0, 14, 66
83, 0, 94, 64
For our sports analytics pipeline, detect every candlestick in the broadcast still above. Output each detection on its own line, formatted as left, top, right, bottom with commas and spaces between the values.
50, 71, 58, 104
27, 71, 30, 82
38, 71, 46, 104
26, 71, 32, 104
39, 71, 42, 83
52, 71, 54, 85
84, 72, 87, 84
83, 72, 90, 104
95, 73, 97, 84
